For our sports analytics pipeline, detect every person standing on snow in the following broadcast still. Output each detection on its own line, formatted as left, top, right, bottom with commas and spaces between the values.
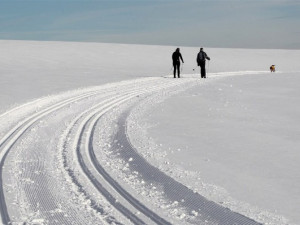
197, 47, 210, 78
172, 48, 184, 78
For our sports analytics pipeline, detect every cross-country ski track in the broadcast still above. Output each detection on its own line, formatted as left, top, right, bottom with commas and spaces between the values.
0, 72, 266, 225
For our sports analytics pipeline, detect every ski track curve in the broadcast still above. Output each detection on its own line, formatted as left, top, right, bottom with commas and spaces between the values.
0, 73, 265, 225
62, 81, 181, 225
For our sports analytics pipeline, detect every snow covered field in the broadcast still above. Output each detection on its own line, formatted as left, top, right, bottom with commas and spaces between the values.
0, 40, 299, 225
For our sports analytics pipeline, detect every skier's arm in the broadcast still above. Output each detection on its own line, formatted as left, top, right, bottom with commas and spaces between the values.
180, 53, 184, 63
205, 53, 210, 60
206, 56, 210, 60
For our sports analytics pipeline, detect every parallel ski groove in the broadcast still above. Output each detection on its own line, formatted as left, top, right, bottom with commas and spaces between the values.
111, 101, 263, 225
62, 80, 183, 224
0, 77, 168, 224
63, 94, 149, 225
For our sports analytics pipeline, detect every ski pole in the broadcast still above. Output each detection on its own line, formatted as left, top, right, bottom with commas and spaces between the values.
207, 60, 210, 74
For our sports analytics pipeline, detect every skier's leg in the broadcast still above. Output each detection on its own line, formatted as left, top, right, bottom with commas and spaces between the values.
203, 64, 206, 78
200, 61, 206, 78
173, 64, 176, 78
199, 66, 202, 78
177, 64, 180, 78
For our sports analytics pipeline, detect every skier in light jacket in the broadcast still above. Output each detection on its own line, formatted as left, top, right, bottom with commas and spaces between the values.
197, 48, 210, 78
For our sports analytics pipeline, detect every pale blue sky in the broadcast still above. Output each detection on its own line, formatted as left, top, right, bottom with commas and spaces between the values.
0, 0, 299, 49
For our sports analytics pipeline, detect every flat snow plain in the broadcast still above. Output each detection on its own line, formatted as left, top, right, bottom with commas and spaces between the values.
0, 40, 299, 225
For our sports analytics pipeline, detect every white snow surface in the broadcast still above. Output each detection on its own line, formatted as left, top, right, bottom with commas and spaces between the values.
0, 40, 300, 225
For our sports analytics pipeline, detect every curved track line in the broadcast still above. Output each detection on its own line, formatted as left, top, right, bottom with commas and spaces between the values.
108, 103, 263, 225
63, 94, 149, 225
85, 103, 173, 224
88, 117, 172, 225
62, 80, 186, 224
0, 77, 173, 224
0, 76, 161, 148
86, 74, 264, 224
0, 93, 98, 224
0, 91, 104, 224
0, 96, 48, 120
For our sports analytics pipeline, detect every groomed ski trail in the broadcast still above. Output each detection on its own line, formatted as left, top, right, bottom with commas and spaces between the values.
0, 73, 265, 225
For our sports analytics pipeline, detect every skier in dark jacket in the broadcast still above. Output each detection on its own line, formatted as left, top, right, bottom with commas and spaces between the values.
196, 48, 210, 78
172, 48, 184, 78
